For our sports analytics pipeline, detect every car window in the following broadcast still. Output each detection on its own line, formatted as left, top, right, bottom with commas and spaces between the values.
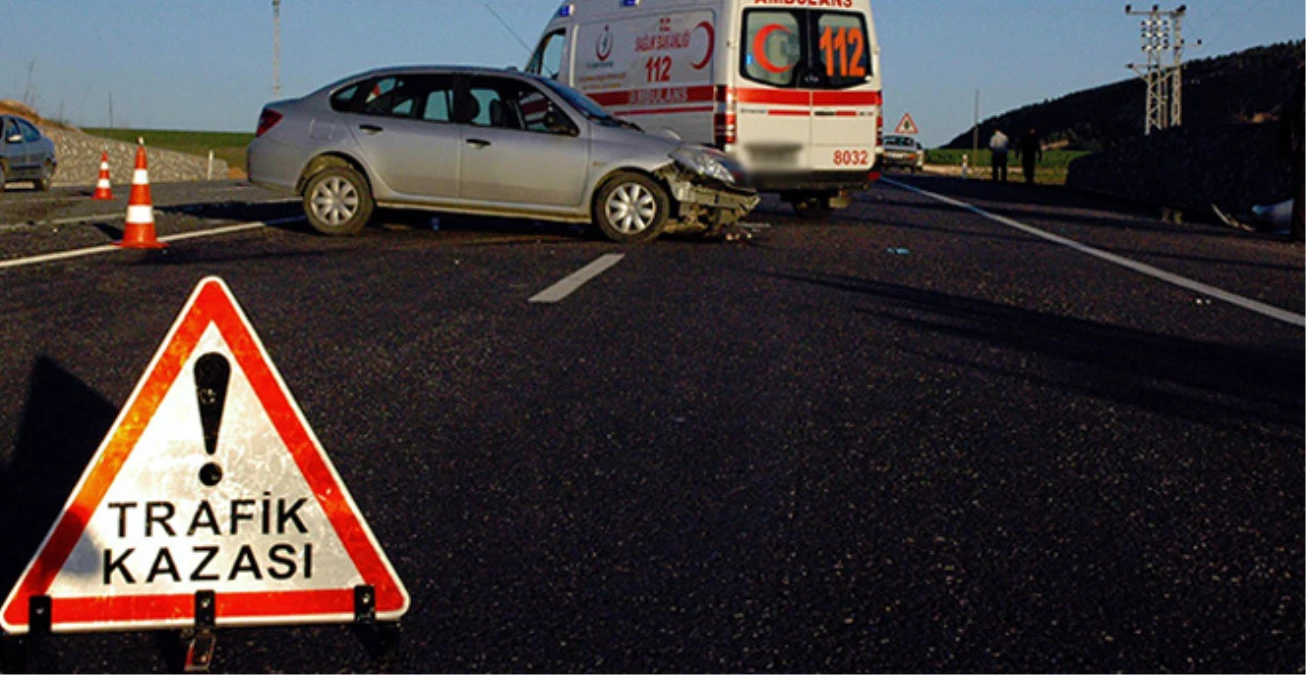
16, 119, 40, 142
460, 76, 575, 134
423, 87, 454, 123
330, 84, 361, 112
362, 76, 425, 119
2, 118, 18, 141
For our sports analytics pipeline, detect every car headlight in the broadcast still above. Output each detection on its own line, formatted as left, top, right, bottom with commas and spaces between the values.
670, 146, 735, 184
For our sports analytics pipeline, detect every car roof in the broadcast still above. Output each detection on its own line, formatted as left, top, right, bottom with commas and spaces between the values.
312, 65, 548, 98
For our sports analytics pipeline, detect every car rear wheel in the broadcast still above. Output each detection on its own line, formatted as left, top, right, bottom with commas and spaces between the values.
593, 171, 669, 243
35, 161, 53, 191
303, 165, 373, 236
0, 163, 7, 193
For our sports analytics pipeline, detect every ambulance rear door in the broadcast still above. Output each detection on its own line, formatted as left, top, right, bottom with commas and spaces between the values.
735, 3, 879, 177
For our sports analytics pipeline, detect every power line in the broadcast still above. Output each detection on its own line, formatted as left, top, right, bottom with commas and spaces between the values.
482, 1, 533, 59
1207, 0, 1268, 49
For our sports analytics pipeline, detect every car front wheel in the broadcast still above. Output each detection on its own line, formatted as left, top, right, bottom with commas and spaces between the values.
303, 165, 373, 236
592, 171, 669, 243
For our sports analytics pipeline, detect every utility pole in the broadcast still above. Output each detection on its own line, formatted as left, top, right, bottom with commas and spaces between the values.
272, 0, 282, 99
1125, 4, 1193, 135
971, 89, 980, 166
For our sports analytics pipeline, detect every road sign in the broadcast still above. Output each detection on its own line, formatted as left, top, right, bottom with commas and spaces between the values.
894, 112, 919, 135
0, 277, 409, 634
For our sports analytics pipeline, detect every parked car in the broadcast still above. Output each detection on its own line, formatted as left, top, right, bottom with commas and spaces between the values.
247, 66, 759, 242
881, 134, 924, 173
0, 114, 57, 192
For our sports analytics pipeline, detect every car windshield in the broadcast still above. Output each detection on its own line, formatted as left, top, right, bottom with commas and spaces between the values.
537, 77, 641, 131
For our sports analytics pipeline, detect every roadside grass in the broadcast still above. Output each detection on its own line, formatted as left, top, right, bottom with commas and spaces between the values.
83, 128, 254, 175
924, 148, 1090, 185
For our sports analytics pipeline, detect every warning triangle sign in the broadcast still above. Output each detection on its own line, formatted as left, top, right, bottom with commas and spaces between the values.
0, 277, 409, 634
894, 112, 919, 135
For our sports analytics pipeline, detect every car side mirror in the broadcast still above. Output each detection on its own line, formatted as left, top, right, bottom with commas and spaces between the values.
544, 110, 577, 137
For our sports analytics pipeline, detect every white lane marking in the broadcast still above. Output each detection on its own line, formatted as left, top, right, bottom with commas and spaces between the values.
0, 216, 304, 272
529, 253, 625, 304
883, 178, 1306, 328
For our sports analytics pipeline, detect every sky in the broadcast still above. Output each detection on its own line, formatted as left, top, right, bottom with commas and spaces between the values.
1, 0, 1302, 148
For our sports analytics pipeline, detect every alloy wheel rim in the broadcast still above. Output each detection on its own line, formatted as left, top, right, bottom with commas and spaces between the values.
605, 183, 656, 234
310, 176, 360, 227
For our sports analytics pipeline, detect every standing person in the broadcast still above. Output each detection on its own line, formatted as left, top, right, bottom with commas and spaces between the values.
1017, 127, 1043, 184
1283, 67, 1304, 241
989, 128, 1009, 183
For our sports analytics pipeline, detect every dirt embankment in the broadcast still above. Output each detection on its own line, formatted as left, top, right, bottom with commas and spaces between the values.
0, 100, 228, 187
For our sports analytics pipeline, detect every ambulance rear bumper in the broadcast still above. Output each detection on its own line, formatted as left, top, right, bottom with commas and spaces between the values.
747, 169, 877, 193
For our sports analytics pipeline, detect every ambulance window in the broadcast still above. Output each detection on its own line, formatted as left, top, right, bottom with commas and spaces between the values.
815, 13, 871, 87
742, 11, 801, 88
527, 29, 566, 79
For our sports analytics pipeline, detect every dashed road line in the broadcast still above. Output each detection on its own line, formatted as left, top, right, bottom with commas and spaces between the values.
884, 178, 1305, 328
529, 253, 625, 303
0, 216, 304, 272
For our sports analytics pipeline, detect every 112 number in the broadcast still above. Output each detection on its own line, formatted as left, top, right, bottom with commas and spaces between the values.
819, 26, 867, 79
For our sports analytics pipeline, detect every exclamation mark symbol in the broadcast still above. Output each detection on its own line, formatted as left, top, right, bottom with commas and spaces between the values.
194, 353, 231, 487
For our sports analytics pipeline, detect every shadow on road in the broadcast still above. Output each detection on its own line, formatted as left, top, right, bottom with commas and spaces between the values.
879, 175, 1298, 242
0, 357, 117, 600
769, 270, 1304, 430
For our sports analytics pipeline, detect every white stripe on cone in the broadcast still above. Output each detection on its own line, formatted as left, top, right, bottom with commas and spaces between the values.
133, 169, 149, 184
126, 204, 154, 224
96, 178, 111, 189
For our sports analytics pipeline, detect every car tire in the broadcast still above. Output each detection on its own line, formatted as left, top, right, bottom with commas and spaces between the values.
0, 163, 6, 194
592, 171, 669, 243
35, 161, 53, 191
302, 165, 373, 236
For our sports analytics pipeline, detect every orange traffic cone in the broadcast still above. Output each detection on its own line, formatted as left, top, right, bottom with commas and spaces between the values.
92, 150, 113, 200
115, 138, 165, 249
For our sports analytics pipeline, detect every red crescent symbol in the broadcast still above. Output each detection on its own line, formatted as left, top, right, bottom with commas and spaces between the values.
752, 24, 792, 74
596, 26, 612, 62
690, 21, 715, 70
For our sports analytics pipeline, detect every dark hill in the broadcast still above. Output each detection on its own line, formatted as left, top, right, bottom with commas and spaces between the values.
944, 41, 1304, 151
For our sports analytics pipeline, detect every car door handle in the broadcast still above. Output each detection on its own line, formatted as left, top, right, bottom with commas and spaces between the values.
466, 138, 491, 148
359, 124, 384, 134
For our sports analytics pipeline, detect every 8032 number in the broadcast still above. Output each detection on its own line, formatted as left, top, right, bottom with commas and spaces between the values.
833, 149, 870, 166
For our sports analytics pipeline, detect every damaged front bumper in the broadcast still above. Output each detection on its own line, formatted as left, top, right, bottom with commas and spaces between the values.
658, 167, 761, 232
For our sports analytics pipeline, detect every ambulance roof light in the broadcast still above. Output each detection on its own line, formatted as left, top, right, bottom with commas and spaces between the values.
557, 3, 573, 17
622, 0, 640, 6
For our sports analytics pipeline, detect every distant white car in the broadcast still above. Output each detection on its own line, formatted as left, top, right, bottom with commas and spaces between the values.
881, 134, 924, 173
0, 114, 56, 191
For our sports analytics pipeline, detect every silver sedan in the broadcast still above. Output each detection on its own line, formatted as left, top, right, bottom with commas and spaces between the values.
247, 66, 758, 242
0, 115, 57, 192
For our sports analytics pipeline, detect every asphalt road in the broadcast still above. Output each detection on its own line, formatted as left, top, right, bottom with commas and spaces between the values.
0, 175, 1301, 673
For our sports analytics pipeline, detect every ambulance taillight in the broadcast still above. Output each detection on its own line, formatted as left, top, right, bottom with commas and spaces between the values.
713, 87, 737, 149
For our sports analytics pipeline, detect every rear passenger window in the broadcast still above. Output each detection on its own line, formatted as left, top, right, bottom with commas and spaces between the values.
422, 83, 455, 123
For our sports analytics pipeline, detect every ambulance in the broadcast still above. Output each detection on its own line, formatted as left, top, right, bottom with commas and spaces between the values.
526, 0, 883, 213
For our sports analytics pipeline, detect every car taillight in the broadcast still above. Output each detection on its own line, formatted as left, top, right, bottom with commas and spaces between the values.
256, 109, 283, 138
876, 114, 883, 148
